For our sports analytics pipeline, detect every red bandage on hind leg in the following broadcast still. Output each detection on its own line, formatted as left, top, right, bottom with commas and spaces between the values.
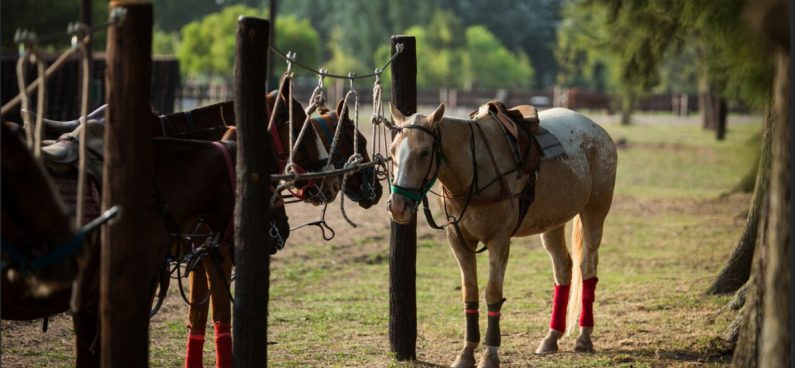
549, 283, 571, 332
579, 277, 599, 327
185, 330, 205, 368
214, 322, 233, 368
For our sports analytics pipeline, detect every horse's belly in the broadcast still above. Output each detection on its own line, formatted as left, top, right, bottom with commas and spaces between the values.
515, 159, 590, 236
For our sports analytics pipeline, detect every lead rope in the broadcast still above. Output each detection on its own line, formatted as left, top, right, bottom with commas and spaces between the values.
15, 31, 46, 156
338, 74, 363, 227
73, 23, 91, 228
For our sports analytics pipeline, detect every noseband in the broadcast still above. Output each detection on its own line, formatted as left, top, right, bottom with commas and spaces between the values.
389, 124, 443, 203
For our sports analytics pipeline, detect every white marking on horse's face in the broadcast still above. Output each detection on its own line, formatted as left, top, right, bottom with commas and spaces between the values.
394, 138, 411, 187
314, 132, 329, 162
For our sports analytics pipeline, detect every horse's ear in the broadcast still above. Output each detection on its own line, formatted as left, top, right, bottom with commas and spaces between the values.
335, 99, 348, 120
389, 102, 406, 125
426, 103, 445, 127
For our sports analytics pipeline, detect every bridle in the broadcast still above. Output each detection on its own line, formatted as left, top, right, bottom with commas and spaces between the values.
389, 124, 444, 204
390, 121, 488, 253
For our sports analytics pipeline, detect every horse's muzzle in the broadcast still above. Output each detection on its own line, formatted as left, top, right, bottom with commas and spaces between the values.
387, 193, 414, 224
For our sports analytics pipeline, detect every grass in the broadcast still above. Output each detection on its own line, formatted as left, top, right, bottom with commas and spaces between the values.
1, 112, 760, 367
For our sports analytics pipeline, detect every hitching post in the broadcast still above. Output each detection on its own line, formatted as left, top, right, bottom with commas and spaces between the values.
101, 2, 165, 367
233, 16, 273, 367
388, 35, 417, 361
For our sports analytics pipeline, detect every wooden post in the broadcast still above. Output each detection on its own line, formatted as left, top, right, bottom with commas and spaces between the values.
233, 16, 273, 368
266, 0, 277, 91
388, 35, 417, 361
101, 2, 164, 367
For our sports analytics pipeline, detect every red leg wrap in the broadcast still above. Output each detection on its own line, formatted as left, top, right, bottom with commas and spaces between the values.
214, 321, 233, 368
549, 283, 570, 332
579, 277, 598, 327
185, 330, 205, 368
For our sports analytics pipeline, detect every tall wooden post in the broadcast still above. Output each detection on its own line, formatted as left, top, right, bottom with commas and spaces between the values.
388, 35, 417, 361
233, 16, 273, 368
266, 0, 277, 91
101, 2, 163, 367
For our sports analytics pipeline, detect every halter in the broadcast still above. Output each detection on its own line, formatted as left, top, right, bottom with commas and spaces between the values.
389, 124, 443, 203
391, 121, 488, 253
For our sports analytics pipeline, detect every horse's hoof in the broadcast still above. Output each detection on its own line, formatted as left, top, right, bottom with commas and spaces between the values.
574, 328, 594, 353
534, 329, 563, 354
450, 347, 476, 368
476, 348, 499, 368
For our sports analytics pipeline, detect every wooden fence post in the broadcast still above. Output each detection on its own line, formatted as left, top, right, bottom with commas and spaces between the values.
233, 16, 273, 368
388, 35, 417, 361
101, 2, 164, 367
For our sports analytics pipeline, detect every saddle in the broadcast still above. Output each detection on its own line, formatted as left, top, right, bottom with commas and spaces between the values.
41, 121, 105, 183
471, 101, 543, 235
472, 100, 541, 174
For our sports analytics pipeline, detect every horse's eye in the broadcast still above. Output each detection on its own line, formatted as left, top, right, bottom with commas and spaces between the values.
419, 150, 429, 158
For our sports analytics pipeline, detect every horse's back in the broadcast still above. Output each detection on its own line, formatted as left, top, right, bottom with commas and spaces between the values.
516, 108, 616, 235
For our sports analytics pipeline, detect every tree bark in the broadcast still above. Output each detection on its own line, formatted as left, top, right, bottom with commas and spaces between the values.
757, 48, 789, 368
706, 109, 772, 294
731, 2, 789, 364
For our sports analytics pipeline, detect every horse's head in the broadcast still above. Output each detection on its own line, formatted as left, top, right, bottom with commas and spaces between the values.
267, 87, 340, 205
1, 122, 80, 296
310, 100, 383, 209
387, 104, 445, 224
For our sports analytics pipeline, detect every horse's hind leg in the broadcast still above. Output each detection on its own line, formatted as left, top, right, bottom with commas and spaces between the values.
574, 203, 610, 352
535, 225, 572, 354
448, 229, 479, 368
186, 261, 210, 368
208, 244, 234, 368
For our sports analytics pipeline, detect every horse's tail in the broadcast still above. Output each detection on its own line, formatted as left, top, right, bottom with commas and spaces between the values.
566, 215, 584, 337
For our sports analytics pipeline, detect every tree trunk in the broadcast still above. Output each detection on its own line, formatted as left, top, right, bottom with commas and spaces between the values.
757, 48, 789, 368
699, 77, 716, 130
706, 109, 772, 294
715, 98, 728, 140
731, 4, 789, 363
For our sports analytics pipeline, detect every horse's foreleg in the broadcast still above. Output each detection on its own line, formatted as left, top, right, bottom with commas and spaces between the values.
186, 261, 210, 368
208, 245, 234, 368
478, 237, 510, 368
575, 206, 608, 352
448, 229, 479, 368
535, 225, 572, 354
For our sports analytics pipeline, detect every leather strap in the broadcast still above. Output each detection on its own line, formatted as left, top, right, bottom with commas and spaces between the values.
211, 141, 236, 242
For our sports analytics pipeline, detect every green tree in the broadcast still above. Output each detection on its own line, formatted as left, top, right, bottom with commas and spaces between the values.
466, 26, 534, 89
176, 5, 321, 82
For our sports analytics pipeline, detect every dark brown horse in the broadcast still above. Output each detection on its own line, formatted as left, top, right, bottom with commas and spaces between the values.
1, 122, 79, 303
5, 88, 326, 367
309, 99, 384, 209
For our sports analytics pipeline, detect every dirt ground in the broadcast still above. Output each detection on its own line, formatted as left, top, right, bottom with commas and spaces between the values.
2, 110, 759, 367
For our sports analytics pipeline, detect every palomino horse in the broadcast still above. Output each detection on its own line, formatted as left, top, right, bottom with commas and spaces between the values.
388, 104, 616, 368
309, 99, 384, 209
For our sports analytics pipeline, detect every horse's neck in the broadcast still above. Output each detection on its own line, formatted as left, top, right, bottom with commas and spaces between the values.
437, 117, 517, 197
153, 141, 233, 229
